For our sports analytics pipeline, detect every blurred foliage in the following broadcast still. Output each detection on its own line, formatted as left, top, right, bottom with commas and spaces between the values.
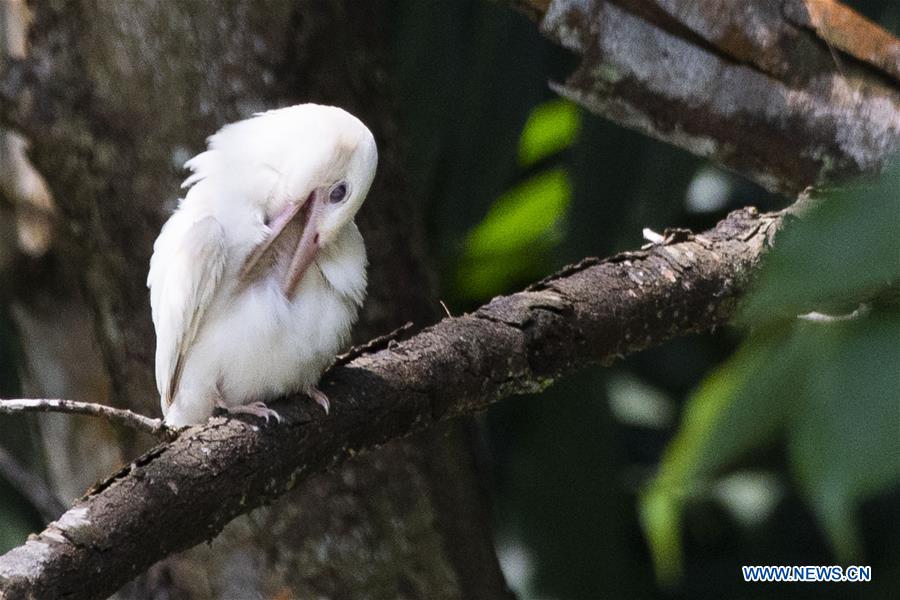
455, 165, 570, 299
743, 172, 900, 322
517, 99, 579, 167
642, 162, 900, 584
455, 97, 577, 299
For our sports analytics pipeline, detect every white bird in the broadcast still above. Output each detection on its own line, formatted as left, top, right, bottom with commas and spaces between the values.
147, 104, 377, 426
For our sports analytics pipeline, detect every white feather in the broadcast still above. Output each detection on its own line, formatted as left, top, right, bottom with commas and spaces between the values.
148, 215, 227, 407
148, 104, 376, 426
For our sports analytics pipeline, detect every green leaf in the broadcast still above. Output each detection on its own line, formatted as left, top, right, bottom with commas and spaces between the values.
639, 490, 682, 587
455, 168, 571, 299
641, 330, 794, 582
742, 162, 900, 324
464, 168, 570, 257
644, 162, 900, 581
788, 315, 900, 559
517, 99, 580, 167
451, 98, 579, 302
661, 331, 795, 486
644, 312, 900, 581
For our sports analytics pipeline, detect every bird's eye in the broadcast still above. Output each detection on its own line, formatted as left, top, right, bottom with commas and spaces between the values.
329, 182, 348, 203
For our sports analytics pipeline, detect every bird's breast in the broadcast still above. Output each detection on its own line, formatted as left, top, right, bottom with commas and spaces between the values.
193, 260, 362, 402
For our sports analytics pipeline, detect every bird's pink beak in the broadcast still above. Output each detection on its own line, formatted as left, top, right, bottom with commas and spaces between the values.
282, 192, 326, 298
239, 190, 326, 299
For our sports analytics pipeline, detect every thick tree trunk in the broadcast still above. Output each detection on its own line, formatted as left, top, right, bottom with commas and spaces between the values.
2, 1, 509, 598
514, 0, 900, 195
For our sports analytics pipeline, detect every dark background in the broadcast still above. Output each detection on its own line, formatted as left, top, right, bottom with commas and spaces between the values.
392, 1, 899, 598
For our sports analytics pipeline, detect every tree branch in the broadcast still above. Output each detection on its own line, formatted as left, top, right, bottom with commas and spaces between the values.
0, 205, 782, 599
0, 399, 168, 439
513, 0, 900, 195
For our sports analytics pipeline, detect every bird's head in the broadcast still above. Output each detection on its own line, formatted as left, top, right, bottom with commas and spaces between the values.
185, 104, 377, 296
267, 105, 378, 249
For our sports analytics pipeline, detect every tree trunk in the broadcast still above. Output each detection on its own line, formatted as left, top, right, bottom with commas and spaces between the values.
513, 0, 900, 194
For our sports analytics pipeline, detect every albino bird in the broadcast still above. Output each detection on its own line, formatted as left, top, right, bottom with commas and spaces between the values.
148, 104, 377, 426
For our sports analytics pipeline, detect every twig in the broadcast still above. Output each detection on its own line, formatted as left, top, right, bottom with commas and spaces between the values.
798, 303, 870, 323
0, 443, 66, 522
642, 228, 665, 244
0, 398, 169, 439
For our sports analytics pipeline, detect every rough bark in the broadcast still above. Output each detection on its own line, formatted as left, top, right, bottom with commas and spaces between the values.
1, 1, 508, 599
0, 0, 54, 259
514, 0, 900, 195
0, 205, 783, 600
0, 0, 123, 518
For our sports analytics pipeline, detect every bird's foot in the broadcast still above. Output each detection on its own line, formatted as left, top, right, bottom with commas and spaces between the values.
310, 387, 330, 415
221, 401, 282, 424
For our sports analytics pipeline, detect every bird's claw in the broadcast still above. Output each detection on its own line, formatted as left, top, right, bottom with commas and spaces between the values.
310, 388, 330, 415
223, 401, 282, 424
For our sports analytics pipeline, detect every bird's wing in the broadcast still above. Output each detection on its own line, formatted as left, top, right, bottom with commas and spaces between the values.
148, 214, 228, 409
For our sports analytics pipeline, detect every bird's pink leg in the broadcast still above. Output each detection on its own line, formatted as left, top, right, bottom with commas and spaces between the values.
216, 398, 282, 424
310, 387, 330, 415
